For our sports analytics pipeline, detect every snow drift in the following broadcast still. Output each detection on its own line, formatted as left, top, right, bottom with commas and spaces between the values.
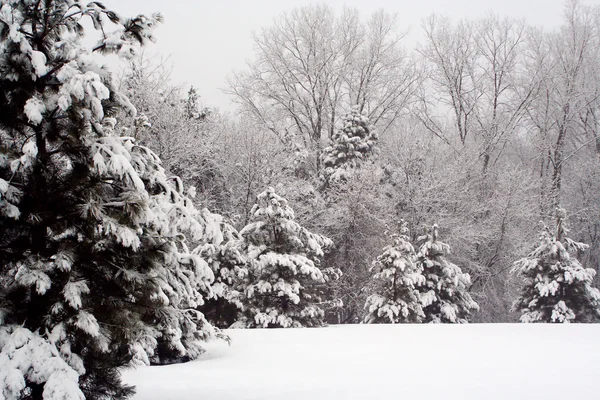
123, 324, 600, 399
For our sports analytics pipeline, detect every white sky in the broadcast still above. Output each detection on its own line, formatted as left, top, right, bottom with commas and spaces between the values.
101, 0, 600, 110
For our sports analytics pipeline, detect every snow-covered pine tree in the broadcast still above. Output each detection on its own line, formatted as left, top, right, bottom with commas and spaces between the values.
320, 106, 378, 185
415, 225, 479, 323
0, 2, 218, 398
185, 86, 201, 120
194, 210, 248, 328
239, 187, 335, 328
511, 209, 600, 323
364, 221, 425, 323
183, 86, 211, 121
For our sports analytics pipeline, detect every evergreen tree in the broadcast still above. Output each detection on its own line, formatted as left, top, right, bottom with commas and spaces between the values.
0, 2, 218, 398
194, 210, 248, 328
320, 106, 378, 185
416, 225, 479, 323
185, 86, 201, 120
511, 209, 600, 323
183, 86, 211, 121
239, 187, 335, 328
364, 221, 425, 323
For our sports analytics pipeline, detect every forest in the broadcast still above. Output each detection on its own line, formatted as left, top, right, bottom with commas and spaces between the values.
0, 0, 599, 398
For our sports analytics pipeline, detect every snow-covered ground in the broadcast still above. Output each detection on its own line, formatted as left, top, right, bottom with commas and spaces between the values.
123, 324, 600, 400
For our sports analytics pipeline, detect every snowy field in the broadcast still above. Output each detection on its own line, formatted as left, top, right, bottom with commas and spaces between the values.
123, 324, 600, 400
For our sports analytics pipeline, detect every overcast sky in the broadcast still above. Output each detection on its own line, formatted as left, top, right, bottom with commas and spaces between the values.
101, 0, 599, 110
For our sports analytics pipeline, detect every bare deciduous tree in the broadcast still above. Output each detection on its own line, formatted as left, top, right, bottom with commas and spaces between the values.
526, 0, 600, 218
227, 5, 418, 171
418, 14, 535, 174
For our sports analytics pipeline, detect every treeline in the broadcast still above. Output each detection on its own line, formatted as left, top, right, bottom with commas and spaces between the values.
130, 0, 600, 323
0, 1, 599, 399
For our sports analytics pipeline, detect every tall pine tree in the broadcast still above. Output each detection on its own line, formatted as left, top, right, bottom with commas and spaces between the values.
416, 225, 479, 323
239, 188, 335, 328
195, 210, 248, 328
0, 2, 217, 398
364, 221, 426, 323
511, 209, 600, 323
320, 106, 378, 185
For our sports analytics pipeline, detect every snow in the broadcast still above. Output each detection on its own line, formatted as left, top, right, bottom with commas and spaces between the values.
0, 327, 84, 400
24, 97, 46, 125
123, 324, 600, 400
62, 281, 89, 310
74, 311, 101, 338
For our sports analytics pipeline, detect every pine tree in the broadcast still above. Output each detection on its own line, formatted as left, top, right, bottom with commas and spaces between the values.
185, 86, 201, 120
194, 210, 248, 328
511, 209, 600, 323
183, 86, 211, 121
320, 106, 378, 185
416, 225, 479, 323
239, 187, 334, 328
364, 221, 426, 323
0, 2, 218, 398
